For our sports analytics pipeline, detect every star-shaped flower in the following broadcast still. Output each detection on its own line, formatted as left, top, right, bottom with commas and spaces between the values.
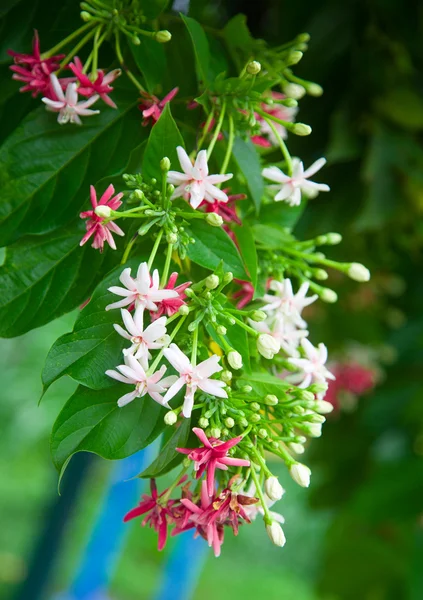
288, 338, 335, 390
80, 184, 124, 251
113, 308, 168, 365
69, 56, 121, 108
262, 279, 318, 329
262, 157, 329, 206
42, 74, 100, 125
139, 87, 179, 125
150, 273, 191, 320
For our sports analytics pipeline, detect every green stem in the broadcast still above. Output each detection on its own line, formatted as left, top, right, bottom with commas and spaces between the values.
248, 445, 272, 477
262, 116, 293, 176
228, 314, 259, 337
207, 101, 226, 159
58, 26, 98, 70
148, 315, 187, 374
196, 108, 215, 153
160, 465, 188, 503
91, 25, 104, 78
42, 21, 95, 59
121, 236, 137, 265
161, 243, 173, 287
219, 113, 234, 178
250, 466, 272, 524
191, 326, 199, 366
147, 229, 164, 270
115, 31, 145, 92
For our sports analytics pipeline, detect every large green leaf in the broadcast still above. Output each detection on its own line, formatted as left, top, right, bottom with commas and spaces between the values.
256, 201, 306, 231
142, 104, 185, 182
51, 384, 166, 475
0, 87, 141, 246
222, 14, 254, 71
140, 419, 192, 478
141, 0, 169, 19
233, 224, 258, 288
207, 321, 251, 374
186, 220, 247, 279
130, 37, 167, 94
0, 225, 114, 338
232, 137, 264, 213
238, 372, 291, 398
180, 14, 210, 85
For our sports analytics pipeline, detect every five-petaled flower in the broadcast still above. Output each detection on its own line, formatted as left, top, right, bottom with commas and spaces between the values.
288, 338, 335, 392
69, 56, 121, 108
105, 262, 179, 312
113, 308, 168, 365
177, 428, 250, 496
168, 147, 233, 209
8, 30, 64, 97
106, 354, 176, 407
80, 184, 124, 251
151, 273, 191, 320
163, 345, 228, 418
262, 157, 329, 206
262, 279, 317, 329
139, 87, 179, 125
42, 74, 100, 125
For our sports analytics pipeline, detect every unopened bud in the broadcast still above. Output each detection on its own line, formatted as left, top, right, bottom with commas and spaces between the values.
314, 269, 328, 280
164, 411, 178, 425
216, 325, 227, 336
94, 205, 112, 218
221, 370, 232, 384
326, 232, 342, 245
258, 428, 268, 439
222, 272, 233, 284
205, 212, 223, 227
307, 83, 323, 97
80, 11, 92, 21
133, 189, 144, 199
290, 462, 311, 487
265, 476, 284, 501
198, 417, 209, 428
210, 427, 221, 439
156, 30, 172, 43
266, 521, 286, 547
286, 51, 303, 65
228, 350, 243, 370
241, 385, 252, 393
306, 422, 322, 437
250, 310, 266, 322
132, 36, 141, 45
282, 98, 298, 108
347, 263, 371, 282
168, 183, 175, 194
309, 382, 328, 394
320, 288, 338, 303
284, 83, 306, 99
297, 32, 311, 43
250, 402, 260, 412
308, 413, 326, 424
166, 232, 178, 244
292, 123, 312, 136
250, 413, 261, 423
225, 417, 235, 428
314, 400, 334, 414
205, 274, 219, 289
257, 334, 280, 359
289, 442, 305, 454
238, 417, 249, 428
298, 390, 314, 402
246, 60, 261, 75
178, 304, 190, 316
160, 157, 171, 171
264, 394, 278, 406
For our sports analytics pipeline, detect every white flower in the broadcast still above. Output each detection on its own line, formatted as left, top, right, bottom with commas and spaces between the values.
105, 262, 178, 312
262, 157, 329, 206
105, 355, 177, 408
262, 279, 317, 329
257, 333, 280, 359
289, 462, 311, 487
113, 308, 168, 364
266, 521, 286, 547
288, 338, 335, 389
264, 476, 285, 501
168, 147, 233, 209
163, 343, 227, 418
42, 75, 100, 125
251, 317, 308, 358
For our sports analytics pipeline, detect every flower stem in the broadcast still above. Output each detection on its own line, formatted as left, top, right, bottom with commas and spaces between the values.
250, 465, 272, 525
220, 113, 234, 177
196, 108, 215, 154
148, 315, 187, 374
160, 243, 173, 287
262, 116, 293, 176
248, 444, 272, 477
147, 229, 164, 270
121, 235, 137, 265
160, 465, 188, 503
115, 31, 145, 92
227, 314, 259, 337
207, 101, 226, 159
191, 326, 199, 366
58, 26, 99, 70
91, 25, 104, 78
42, 21, 96, 59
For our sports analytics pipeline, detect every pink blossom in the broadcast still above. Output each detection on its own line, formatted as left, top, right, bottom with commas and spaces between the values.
139, 87, 179, 125
252, 91, 298, 146
8, 30, 64, 97
233, 280, 255, 309
42, 74, 100, 125
151, 273, 191, 320
177, 428, 250, 496
80, 184, 124, 252
69, 56, 121, 108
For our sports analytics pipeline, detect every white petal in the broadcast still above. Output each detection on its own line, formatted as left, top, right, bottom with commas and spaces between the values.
177, 146, 194, 175
50, 74, 65, 101
163, 343, 191, 374
194, 149, 209, 177
262, 166, 289, 184
197, 379, 227, 398
195, 354, 222, 378
117, 390, 139, 407
302, 157, 326, 179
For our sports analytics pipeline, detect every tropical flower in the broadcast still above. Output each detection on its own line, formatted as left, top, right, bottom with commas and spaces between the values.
168, 147, 233, 209
151, 273, 191, 320
80, 184, 124, 251
42, 74, 100, 125
163, 345, 228, 418
105, 262, 179, 312
288, 338, 335, 390
262, 279, 317, 329
251, 315, 308, 358
69, 56, 121, 108
8, 30, 64, 97
105, 355, 176, 407
177, 428, 250, 496
262, 157, 329, 206
113, 308, 168, 364
233, 280, 255, 309
139, 87, 179, 125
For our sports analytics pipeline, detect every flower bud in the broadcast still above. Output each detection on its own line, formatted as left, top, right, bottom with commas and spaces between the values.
205, 274, 219, 289
198, 417, 209, 428
238, 417, 249, 428
250, 413, 260, 423
265, 476, 284, 501
314, 400, 334, 414
258, 428, 268, 439
94, 205, 112, 218
320, 288, 338, 303
221, 370, 232, 384
210, 427, 221, 439
286, 51, 303, 65
309, 382, 328, 394
133, 189, 144, 199
223, 272, 233, 284
257, 334, 280, 359
178, 304, 190, 316
264, 394, 278, 406
289, 442, 305, 454
298, 390, 314, 402
266, 521, 286, 547
307, 83, 323, 97
292, 123, 312, 136
132, 36, 141, 46
250, 402, 260, 412
225, 417, 235, 428
325, 232, 342, 245
297, 32, 311, 43
307, 423, 322, 437
168, 183, 175, 195
308, 413, 326, 424
164, 411, 177, 425
314, 269, 328, 280
241, 385, 252, 393
347, 263, 371, 282
284, 83, 306, 99
228, 350, 243, 370
246, 60, 261, 75
80, 11, 92, 21
250, 310, 267, 322
216, 325, 227, 335
160, 157, 171, 171
205, 212, 223, 227
290, 463, 311, 487
156, 30, 172, 43
166, 232, 178, 244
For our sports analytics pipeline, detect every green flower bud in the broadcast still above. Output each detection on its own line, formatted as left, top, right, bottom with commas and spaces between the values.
250, 310, 267, 322
160, 157, 171, 171
287, 51, 303, 65
132, 36, 141, 46
238, 417, 249, 428
282, 98, 298, 108
325, 232, 342, 245
166, 232, 178, 244
291, 123, 312, 136
164, 411, 178, 426
94, 205, 112, 218
297, 32, 311, 43
307, 83, 323, 97
228, 350, 243, 370
221, 370, 232, 384
205, 274, 220, 290
178, 304, 190, 316
264, 394, 278, 406
225, 417, 235, 428
320, 288, 338, 303
246, 60, 261, 75
205, 212, 223, 227
210, 427, 221, 439
223, 272, 233, 284
258, 428, 268, 439
156, 30, 172, 43
284, 83, 306, 99
250, 402, 261, 412
80, 11, 92, 21
216, 325, 227, 336
347, 263, 371, 282
198, 417, 209, 428
250, 413, 261, 423
314, 269, 328, 280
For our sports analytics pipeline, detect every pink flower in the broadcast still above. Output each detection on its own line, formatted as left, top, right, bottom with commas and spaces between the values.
252, 92, 298, 146
69, 56, 121, 108
200, 485, 256, 537
8, 30, 64, 97
42, 74, 100, 125
233, 280, 255, 309
177, 428, 250, 496
80, 184, 124, 252
151, 273, 191, 320
139, 87, 179, 125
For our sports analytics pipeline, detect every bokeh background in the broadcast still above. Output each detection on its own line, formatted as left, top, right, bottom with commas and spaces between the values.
1, 0, 423, 599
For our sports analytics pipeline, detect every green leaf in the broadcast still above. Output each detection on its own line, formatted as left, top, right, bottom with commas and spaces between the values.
238, 372, 290, 398
140, 0, 169, 19
207, 321, 251, 374
251, 223, 294, 248
180, 14, 210, 85
232, 137, 264, 213
142, 103, 184, 182
130, 37, 167, 94
0, 87, 140, 246
140, 419, 191, 478
186, 220, 247, 279
51, 384, 166, 476
258, 202, 306, 231
222, 14, 253, 70
233, 224, 257, 288
0, 225, 113, 338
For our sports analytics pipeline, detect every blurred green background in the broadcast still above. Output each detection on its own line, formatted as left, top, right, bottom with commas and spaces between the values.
1, 0, 423, 598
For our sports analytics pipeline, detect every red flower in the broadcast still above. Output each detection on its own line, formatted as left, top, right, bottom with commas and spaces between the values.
139, 87, 179, 125
8, 30, 64, 97
151, 272, 191, 320
80, 184, 124, 252
233, 280, 255, 309
69, 57, 121, 108
177, 428, 250, 497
